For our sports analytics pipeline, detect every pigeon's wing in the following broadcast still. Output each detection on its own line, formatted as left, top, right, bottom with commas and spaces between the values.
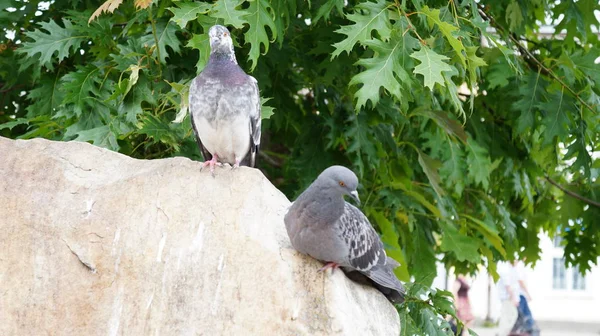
247, 76, 261, 167
339, 203, 385, 272
343, 268, 406, 303
189, 76, 215, 161
340, 203, 405, 297
365, 262, 406, 298
189, 111, 212, 161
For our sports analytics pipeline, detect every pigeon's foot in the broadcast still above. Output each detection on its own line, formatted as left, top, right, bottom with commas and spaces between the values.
201, 155, 222, 176
232, 158, 241, 169
318, 262, 340, 274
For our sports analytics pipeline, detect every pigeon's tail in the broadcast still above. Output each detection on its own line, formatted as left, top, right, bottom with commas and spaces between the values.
365, 262, 406, 304
343, 258, 406, 304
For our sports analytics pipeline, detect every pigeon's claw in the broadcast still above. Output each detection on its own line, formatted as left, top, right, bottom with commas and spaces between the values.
232, 158, 241, 169
318, 262, 340, 274
201, 155, 222, 176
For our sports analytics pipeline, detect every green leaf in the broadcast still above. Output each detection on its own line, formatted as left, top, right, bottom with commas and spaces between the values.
440, 142, 466, 195
331, 0, 392, 58
553, 0, 598, 46
420, 6, 466, 67
538, 89, 573, 145
242, 0, 277, 71
345, 113, 378, 177
168, 1, 212, 28
431, 289, 457, 316
463, 214, 506, 257
413, 109, 467, 143
481, 245, 499, 281
212, 0, 248, 29
496, 204, 517, 240
17, 19, 87, 70
466, 137, 492, 189
513, 72, 546, 135
505, 0, 524, 32
410, 227, 437, 285
260, 97, 275, 120
349, 31, 412, 110
26, 74, 65, 117
571, 48, 600, 89
487, 62, 511, 89
138, 113, 180, 150
392, 182, 441, 218
73, 125, 118, 151
440, 222, 481, 263
465, 46, 486, 87
442, 69, 466, 120
417, 149, 445, 197
0, 118, 30, 131
60, 65, 103, 117
371, 211, 409, 281
141, 21, 181, 64
314, 0, 344, 23
399, 309, 420, 336
411, 46, 453, 91
123, 65, 142, 97
119, 84, 151, 124
414, 304, 453, 336
187, 33, 211, 72
565, 118, 592, 179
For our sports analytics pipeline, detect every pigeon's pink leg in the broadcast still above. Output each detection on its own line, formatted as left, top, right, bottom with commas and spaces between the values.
202, 154, 222, 174
318, 262, 340, 273
232, 158, 241, 169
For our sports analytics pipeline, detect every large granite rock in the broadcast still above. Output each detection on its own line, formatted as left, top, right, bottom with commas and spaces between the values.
0, 137, 400, 335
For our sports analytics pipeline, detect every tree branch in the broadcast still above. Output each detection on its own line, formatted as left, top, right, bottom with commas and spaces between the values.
545, 176, 600, 208
477, 6, 596, 115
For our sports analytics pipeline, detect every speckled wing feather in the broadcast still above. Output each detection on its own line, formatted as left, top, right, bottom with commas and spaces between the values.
339, 203, 406, 299
339, 203, 384, 272
189, 111, 213, 161
246, 76, 261, 167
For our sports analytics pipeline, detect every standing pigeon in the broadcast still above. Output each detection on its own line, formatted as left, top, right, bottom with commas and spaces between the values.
189, 25, 261, 172
284, 166, 406, 303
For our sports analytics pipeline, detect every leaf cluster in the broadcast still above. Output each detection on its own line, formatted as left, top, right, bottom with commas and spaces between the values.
2, 0, 600, 333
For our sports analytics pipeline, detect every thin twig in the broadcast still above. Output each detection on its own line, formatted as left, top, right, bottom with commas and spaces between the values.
394, 1, 426, 44
477, 5, 596, 115
147, 6, 162, 77
258, 151, 282, 167
545, 176, 600, 208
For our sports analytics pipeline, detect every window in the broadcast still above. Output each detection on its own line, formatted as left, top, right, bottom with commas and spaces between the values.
553, 235, 563, 247
553, 258, 566, 289
572, 265, 586, 290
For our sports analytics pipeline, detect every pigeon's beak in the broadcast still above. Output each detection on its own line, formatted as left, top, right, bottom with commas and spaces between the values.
349, 190, 360, 205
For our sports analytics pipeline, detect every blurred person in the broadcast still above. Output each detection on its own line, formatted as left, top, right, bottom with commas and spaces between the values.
496, 261, 520, 336
514, 260, 539, 336
453, 275, 474, 336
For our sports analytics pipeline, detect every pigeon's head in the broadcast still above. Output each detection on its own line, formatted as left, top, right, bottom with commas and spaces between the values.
208, 25, 235, 56
318, 166, 360, 204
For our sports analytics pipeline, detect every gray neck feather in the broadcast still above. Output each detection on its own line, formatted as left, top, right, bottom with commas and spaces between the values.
297, 181, 345, 225
211, 47, 237, 64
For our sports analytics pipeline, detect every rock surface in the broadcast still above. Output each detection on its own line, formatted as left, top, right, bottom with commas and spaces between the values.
0, 137, 400, 336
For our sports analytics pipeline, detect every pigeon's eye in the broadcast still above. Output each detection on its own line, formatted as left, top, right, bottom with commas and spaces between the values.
223, 32, 229, 37
339, 181, 345, 187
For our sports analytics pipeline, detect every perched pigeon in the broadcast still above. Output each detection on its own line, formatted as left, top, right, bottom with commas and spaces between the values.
189, 25, 261, 172
284, 166, 406, 303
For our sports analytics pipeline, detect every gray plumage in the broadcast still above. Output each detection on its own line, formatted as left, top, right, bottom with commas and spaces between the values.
189, 25, 261, 168
284, 166, 405, 303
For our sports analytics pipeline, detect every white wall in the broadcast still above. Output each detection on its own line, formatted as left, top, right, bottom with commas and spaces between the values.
526, 235, 599, 323
432, 233, 600, 324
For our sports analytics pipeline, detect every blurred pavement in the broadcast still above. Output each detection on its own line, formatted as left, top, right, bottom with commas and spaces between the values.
472, 327, 600, 336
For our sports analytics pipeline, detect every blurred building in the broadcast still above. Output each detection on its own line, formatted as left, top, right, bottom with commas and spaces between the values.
433, 233, 600, 326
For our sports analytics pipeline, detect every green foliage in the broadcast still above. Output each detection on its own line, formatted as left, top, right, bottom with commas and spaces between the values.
2, 0, 600, 333
17, 19, 87, 70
